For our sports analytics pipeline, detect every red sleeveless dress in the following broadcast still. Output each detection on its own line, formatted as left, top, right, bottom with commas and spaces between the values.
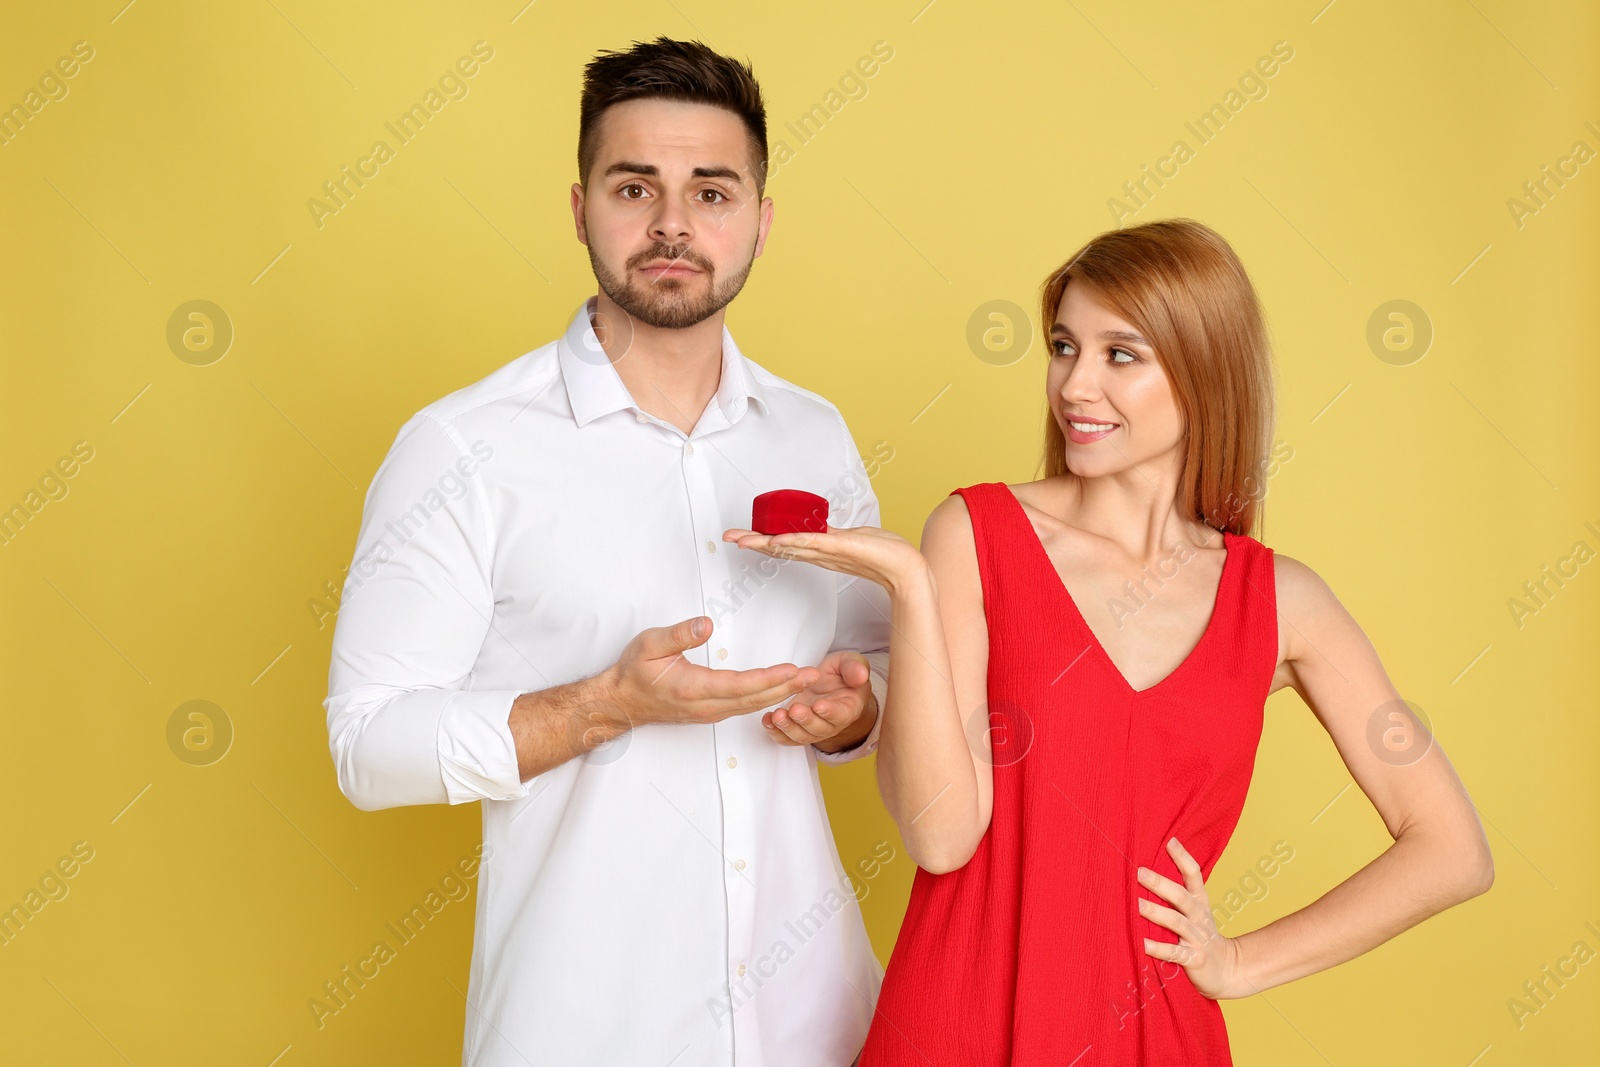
858, 481, 1278, 1066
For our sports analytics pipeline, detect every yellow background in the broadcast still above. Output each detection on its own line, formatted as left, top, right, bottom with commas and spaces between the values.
3, 0, 1597, 1063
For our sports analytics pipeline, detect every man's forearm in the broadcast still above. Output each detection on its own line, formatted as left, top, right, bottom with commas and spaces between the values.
508, 671, 629, 782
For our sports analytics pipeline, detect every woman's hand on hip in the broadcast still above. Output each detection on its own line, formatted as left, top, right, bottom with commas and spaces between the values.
1138, 836, 1253, 1000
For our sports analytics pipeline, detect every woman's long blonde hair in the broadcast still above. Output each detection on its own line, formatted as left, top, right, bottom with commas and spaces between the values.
1037, 218, 1276, 537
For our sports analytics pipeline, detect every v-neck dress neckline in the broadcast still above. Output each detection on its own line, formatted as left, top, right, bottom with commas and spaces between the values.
995, 482, 1236, 699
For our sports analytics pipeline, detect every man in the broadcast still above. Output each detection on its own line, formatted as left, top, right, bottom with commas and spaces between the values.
324, 36, 891, 1067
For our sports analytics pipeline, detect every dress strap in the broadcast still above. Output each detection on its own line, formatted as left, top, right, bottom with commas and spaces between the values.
946, 482, 1014, 583
947, 482, 1043, 643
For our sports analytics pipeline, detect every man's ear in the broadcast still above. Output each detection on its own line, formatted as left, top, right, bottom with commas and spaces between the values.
571, 183, 588, 244
752, 195, 774, 259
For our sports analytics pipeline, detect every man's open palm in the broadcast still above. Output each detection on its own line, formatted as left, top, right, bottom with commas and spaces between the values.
762, 649, 875, 748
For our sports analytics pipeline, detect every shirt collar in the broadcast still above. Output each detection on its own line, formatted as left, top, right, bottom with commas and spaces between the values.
557, 296, 769, 429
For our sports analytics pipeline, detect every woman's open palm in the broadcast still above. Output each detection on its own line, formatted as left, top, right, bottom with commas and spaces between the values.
722, 524, 924, 593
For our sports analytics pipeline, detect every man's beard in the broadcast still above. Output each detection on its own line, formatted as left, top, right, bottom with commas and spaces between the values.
589, 241, 755, 330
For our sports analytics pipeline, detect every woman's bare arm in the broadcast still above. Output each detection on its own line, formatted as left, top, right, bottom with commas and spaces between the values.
876, 495, 996, 873
1227, 553, 1495, 995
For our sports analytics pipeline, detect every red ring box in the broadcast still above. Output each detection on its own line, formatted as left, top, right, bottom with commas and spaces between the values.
752, 489, 829, 535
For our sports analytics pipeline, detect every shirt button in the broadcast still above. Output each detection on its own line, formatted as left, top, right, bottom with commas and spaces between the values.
706, 539, 717, 554
733, 858, 746, 871
717, 647, 729, 661
737, 963, 747, 977
726, 755, 737, 768
635, 412, 648, 423
685, 441, 695, 455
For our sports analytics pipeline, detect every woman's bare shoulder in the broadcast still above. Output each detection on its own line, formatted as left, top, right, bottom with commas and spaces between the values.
1268, 550, 1356, 687
923, 477, 1064, 553
1272, 551, 1341, 617
921, 493, 988, 634
922, 490, 975, 550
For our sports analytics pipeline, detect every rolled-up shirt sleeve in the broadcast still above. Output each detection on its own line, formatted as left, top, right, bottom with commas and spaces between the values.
815, 416, 892, 767
324, 411, 533, 810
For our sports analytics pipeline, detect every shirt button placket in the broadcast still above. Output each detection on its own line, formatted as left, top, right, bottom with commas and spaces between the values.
682, 431, 754, 1043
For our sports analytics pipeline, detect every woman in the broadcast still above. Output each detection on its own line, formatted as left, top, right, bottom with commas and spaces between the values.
724, 219, 1494, 1065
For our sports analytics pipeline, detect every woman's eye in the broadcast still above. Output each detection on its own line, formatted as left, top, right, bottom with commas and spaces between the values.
1052, 340, 1137, 362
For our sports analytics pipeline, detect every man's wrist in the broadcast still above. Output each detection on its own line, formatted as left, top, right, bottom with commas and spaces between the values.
582, 666, 634, 736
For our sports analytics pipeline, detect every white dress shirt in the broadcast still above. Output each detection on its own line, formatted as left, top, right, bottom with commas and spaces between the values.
324, 296, 891, 1067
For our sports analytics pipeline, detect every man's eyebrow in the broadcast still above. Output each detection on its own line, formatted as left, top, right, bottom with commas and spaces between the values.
1050, 323, 1151, 346
602, 161, 746, 183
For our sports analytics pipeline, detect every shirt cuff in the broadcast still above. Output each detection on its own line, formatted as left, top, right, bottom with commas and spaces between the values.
814, 651, 887, 766
438, 689, 534, 804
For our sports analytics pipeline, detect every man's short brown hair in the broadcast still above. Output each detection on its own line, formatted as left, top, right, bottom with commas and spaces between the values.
578, 36, 769, 195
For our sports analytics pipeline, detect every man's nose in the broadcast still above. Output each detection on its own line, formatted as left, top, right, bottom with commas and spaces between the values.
648, 197, 693, 243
